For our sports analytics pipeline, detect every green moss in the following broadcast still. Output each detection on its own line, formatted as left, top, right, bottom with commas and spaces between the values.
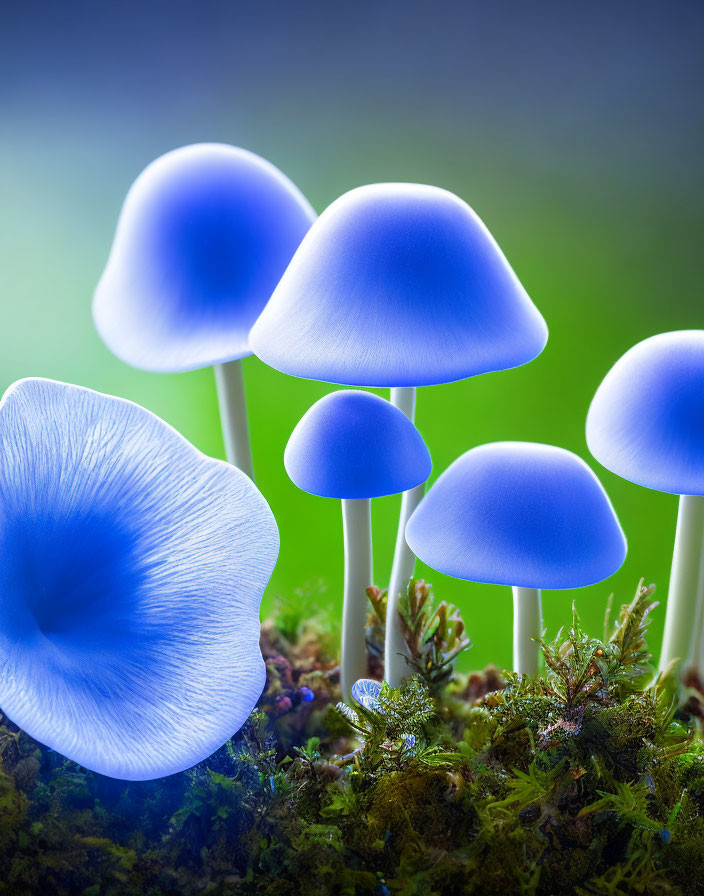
1, 579, 703, 894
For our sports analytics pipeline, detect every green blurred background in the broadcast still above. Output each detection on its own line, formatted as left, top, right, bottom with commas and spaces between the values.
1, 2, 702, 670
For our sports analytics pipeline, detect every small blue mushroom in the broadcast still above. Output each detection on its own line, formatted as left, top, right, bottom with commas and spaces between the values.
586, 330, 704, 681
284, 390, 431, 697
93, 143, 315, 479
351, 681, 415, 750
251, 183, 547, 685
0, 378, 279, 780
406, 442, 626, 675
351, 678, 383, 712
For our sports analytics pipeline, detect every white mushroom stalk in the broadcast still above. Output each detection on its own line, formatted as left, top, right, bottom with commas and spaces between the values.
687, 531, 704, 678
512, 587, 542, 676
660, 494, 704, 676
341, 498, 374, 699
386, 385, 425, 687
214, 359, 255, 480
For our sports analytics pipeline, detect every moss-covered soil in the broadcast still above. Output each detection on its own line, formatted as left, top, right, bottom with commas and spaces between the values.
1, 580, 704, 895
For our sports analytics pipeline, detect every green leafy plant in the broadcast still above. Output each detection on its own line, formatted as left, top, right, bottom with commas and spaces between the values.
537, 579, 657, 709
335, 677, 460, 775
366, 578, 471, 694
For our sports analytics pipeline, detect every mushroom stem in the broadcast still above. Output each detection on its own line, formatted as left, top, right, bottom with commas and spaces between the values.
386, 386, 424, 687
390, 385, 416, 420
686, 542, 704, 680
214, 359, 254, 480
341, 498, 373, 700
659, 494, 704, 676
512, 586, 542, 676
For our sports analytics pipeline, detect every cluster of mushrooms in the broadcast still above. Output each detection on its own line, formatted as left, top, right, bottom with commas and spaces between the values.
0, 143, 701, 782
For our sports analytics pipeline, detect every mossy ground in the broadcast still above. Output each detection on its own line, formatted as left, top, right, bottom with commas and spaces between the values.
1, 580, 703, 895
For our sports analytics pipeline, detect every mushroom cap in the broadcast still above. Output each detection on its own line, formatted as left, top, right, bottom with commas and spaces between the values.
351, 678, 382, 711
586, 330, 704, 496
0, 378, 279, 780
284, 390, 431, 499
93, 143, 316, 372
250, 182, 547, 387
406, 442, 626, 590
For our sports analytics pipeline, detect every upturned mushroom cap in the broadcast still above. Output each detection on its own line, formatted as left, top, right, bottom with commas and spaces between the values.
250, 183, 547, 387
0, 378, 278, 780
93, 143, 316, 372
284, 390, 431, 499
406, 442, 626, 590
586, 330, 704, 496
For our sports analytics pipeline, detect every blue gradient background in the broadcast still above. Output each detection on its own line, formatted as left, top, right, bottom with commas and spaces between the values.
1, 2, 703, 670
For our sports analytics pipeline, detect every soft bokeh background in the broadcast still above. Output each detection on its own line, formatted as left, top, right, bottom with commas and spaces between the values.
1, 1, 702, 670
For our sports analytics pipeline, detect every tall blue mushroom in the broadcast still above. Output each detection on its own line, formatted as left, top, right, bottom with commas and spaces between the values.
284, 390, 431, 697
406, 442, 626, 676
0, 378, 278, 780
251, 182, 547, 684
587, 330, 704, 681
93, 143, 316, 479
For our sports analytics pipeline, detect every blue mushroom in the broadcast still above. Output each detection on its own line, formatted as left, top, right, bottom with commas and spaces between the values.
251, 183, 547, 685
350, 679, 415, 751
93, 143, 315, 479
586, 330, 704, 682
351, 678, 383, 712
0, 378, 279, 780
406, 442, 626, 675
284, 389, 431, 697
